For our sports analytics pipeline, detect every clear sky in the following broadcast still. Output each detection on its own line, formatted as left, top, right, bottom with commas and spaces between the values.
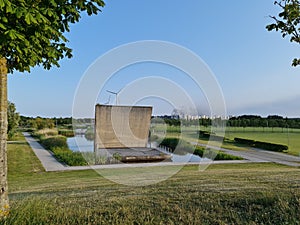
8, 0, 300, 118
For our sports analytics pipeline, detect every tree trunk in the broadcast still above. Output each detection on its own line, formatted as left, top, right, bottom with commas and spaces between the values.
0, 57, 9, 217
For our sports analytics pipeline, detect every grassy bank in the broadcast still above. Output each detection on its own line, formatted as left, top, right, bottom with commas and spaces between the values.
2, 134, 300, 224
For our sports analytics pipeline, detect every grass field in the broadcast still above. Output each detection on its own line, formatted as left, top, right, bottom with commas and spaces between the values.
151, 124, 300, 156
1, 133, 300, 224
225, 127, 300, 156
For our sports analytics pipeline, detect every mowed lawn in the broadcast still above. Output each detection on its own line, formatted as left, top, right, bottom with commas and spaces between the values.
2, 134, 300, 224
225, 127, 300, 156
152, 124, 300, 156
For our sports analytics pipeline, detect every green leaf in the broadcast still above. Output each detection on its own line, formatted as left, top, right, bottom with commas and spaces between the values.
0, 0, 4, 8
25, 13, 31, 24
0, 23, 5, 29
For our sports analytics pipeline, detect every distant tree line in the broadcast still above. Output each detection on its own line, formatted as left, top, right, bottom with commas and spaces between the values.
19, 116, 94, 130
20, 116, 72, 129
152, 115, 300, 129
227, 115, 300, 129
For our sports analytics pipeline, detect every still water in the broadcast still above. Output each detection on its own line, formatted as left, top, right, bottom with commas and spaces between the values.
67, 136, 202, 163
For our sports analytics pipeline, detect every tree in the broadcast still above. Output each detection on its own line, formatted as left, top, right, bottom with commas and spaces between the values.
7, 101, 20, 140
0, 0, 105, 217
266, 0, 300, 66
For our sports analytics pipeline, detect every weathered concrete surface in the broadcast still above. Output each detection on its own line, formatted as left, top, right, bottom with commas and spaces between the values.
96, 147, 171, 163
94, 105, 152, 149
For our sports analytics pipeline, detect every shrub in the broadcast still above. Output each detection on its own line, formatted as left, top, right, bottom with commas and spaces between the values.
33, 128, 58, 139
254, 141, 288, 152
194, 146, 243, 160
52, 147, 87, 166
198, 130, 224, 141
39, 136, 68, 151
159, 138, 194, 154
234, 138, 255, 146
58, 129, 75, 137
234, 137, 288, 152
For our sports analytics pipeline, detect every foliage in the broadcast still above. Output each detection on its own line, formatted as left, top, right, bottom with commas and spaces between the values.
5, 139, 300, 225
234, 137, 288, 152
51, 147, 87, 166
159, 137, 194, 154
0, 0, 105, 73
234, 137, 256, 146
38, 135, 87, 166
254, 141, 289, 152
32, 128, 58, 139
198, 130, 224, 141
58, 129, 74, 137
194, 146, 243, 160
39, 135, 68, 150
7, 101, 19, 139
266, 0, 300, 66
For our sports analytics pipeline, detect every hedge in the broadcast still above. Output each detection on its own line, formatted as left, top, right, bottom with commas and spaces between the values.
254, 141, 288, 152
159, 138, 193, 153
198, 130, 224, 141
39, 135, 88, 166
234, 137, 288, 152
52, 147, 87, 166
194, 146, 243, 160
234, 138, 255, 146
58, 129, 75, 137
39, 135, 68, 150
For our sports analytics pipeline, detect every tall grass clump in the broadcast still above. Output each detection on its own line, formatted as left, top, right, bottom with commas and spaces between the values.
39, 135, 87, 166
32, 128, 58, 139
58, 129, 75, 137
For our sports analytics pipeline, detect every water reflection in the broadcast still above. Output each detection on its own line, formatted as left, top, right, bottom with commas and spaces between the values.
67, 136, 201, 163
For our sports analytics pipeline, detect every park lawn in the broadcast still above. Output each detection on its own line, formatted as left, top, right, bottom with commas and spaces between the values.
225, 127, 300, 156
2, 133, 300, 224
152, 124, 300, 155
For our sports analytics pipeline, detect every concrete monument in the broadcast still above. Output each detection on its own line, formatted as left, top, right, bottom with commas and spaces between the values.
94, 104, 152, 150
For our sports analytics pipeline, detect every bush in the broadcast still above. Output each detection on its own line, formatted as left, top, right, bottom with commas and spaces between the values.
234, 138, 255, 146
52, 147, 87, 166
159, 138, 194, 154
198, 130, 224, 141
254, 141, 288, 152
32, 128, 58, 139
234, 137, 288, 152
194, 146, 243, 160
58, 129, 75, 137
39, 136, 68, 151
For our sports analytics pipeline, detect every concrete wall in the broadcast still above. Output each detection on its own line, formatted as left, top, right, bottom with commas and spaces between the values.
94, 105, 152, 149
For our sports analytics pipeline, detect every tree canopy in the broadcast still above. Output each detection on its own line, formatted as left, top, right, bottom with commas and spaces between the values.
266, 0, 300, 66
7, 101, 19, 139
0, 0, 105, 73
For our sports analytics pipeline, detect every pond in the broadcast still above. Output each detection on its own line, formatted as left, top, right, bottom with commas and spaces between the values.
67, 136, 202, 163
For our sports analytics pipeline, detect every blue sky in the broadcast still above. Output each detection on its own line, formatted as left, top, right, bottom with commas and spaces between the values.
8, 0, 300, 117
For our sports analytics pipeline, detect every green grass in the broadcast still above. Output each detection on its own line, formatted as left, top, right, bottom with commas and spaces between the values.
151, 124, 300, 156
2, 133, 300, 224
225, 127, 300, 156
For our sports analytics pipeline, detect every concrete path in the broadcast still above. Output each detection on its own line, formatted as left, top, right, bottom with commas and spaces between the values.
23, 132, 66, 171
195, 142, 300, 167
23, 132, 300, 172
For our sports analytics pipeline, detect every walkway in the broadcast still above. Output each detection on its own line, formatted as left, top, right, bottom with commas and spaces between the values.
195, 143, 300, 167
23, 132, 66, 171
23, 133, 300, 172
